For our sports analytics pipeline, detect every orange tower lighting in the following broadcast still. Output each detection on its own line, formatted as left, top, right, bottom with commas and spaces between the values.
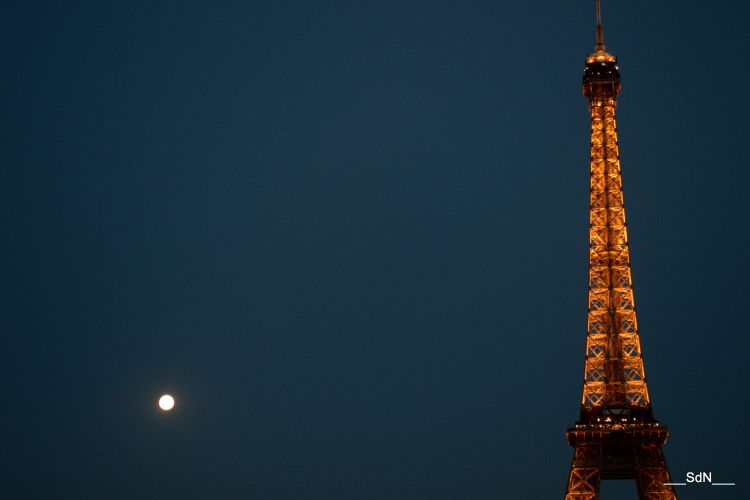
563, 2, 678, 498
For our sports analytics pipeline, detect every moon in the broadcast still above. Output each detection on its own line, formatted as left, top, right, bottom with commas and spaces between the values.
158, 394, 175, 411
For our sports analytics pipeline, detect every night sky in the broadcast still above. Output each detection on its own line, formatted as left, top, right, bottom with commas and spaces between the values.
4, 1, 750, 499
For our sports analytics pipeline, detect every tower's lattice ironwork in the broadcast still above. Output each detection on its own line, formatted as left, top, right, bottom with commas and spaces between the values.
564, 2, 676, 498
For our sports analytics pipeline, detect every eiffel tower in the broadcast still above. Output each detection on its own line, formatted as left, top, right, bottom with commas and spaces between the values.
564, 2, 677, 498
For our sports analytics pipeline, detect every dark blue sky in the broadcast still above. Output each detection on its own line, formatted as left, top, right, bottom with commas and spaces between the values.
4, 1, 749, 499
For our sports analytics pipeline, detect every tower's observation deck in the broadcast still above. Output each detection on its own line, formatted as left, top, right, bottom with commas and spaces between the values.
583, 49, 620, 97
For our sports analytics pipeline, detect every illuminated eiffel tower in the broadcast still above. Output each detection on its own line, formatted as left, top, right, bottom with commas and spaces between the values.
563, 2, 677, 498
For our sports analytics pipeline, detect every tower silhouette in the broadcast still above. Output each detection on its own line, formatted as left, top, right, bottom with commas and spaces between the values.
564, 2, 677, 498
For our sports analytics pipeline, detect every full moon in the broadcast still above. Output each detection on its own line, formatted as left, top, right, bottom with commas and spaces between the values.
158, 394, 175, 411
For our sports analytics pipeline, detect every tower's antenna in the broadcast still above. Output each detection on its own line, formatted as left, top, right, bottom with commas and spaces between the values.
595, 0, 605, 50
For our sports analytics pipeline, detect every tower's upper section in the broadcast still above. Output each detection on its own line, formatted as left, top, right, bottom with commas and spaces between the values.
583, 1, 620, 98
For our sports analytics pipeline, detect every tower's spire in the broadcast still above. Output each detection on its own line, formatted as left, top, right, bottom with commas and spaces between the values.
586, 0, 616, 65
595, 0, 605, 50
